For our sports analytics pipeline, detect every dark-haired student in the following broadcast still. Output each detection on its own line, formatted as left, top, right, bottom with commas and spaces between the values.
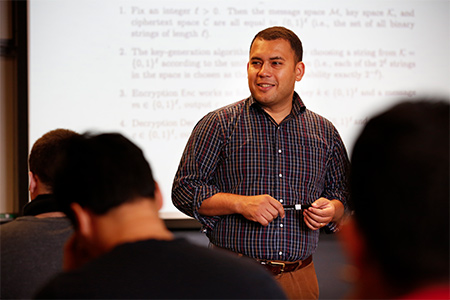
339, 99, 450, 299
35, 132, 286, 299
172, 26, 350, 299
1, 129, 79, 299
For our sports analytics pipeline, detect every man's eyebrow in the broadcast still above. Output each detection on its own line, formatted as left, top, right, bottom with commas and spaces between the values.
250, 56, 285, 61
249, 56, 262, 61
269, 56, 285, 61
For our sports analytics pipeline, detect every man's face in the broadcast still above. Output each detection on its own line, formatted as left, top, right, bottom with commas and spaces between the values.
247, 38, 304, 111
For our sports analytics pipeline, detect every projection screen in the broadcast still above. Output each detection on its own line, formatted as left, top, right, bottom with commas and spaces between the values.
28, 0, 450, 219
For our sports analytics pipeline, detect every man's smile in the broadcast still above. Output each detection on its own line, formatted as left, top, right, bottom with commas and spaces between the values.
257, 83, 275, 89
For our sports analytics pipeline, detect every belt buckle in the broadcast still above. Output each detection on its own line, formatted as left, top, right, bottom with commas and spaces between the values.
267, 261, 285, 273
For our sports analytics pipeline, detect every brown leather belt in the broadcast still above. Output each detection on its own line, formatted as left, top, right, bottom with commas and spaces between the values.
256, 255, 313, 275
210, 244, 312, 275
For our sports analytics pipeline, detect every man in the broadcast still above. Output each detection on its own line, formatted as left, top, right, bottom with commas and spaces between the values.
172, 26, 350, 299
1, 129, 78, 299
340, 100, 449, 299
35, 133, 286, 299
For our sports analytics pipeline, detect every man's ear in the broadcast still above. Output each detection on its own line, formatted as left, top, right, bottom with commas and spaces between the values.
153, 181, 163, 211
70, 202, 94, 238
295, 61, 305, 82
29, 172, 41, 200
29, 172, 37, 193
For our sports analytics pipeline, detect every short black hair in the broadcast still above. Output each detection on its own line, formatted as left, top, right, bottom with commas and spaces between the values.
350, 99, 449, 290
54, 133, 156, 224
29, 129, 80, 191
250, 26, 303, 63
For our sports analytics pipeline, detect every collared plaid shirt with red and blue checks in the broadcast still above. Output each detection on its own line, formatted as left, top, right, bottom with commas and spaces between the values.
172, 92, 350, 261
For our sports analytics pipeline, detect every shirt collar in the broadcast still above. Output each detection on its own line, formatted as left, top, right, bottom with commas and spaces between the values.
249, 91, 306, 116
22, 194, 61, 216
291, 91, 307, 116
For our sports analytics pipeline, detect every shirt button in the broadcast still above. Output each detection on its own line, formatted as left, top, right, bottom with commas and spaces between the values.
280, 224, 284, 228
279, 174, 282, 178
278, 149, 282, 153
280, 199, 284, 203
279, 251, 283, 256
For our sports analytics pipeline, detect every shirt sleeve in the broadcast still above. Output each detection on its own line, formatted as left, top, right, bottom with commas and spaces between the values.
171, 112, 224, 229
322, 127, 351, 232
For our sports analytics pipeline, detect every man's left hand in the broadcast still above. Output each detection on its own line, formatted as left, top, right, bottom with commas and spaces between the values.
302, 197, 336, 231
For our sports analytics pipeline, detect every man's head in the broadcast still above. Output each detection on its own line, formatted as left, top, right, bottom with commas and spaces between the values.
54, 133, 158, 225
247, 27, 305, 114
29, 129, 80, 198
346, 100, 449, 294
250, 26, 303, 63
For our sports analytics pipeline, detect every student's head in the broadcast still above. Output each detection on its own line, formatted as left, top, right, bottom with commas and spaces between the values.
250, 26, 303, 63
29, 129, 80, 194
54, 133, 157, 225
348, 99, 449, 293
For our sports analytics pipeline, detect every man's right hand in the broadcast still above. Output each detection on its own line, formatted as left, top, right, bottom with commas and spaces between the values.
235, 194, 285, 226
199, 193, 285, 226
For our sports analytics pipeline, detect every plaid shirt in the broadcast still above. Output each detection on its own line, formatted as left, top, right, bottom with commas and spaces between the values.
172, 92, 350, 261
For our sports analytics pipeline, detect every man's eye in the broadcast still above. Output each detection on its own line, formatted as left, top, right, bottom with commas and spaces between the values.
251, 61, 261, 65
272, 61, 282, 65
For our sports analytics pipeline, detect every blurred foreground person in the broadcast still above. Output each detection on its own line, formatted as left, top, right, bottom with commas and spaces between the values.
36, 133, 286, 299
340, 100, 449, 299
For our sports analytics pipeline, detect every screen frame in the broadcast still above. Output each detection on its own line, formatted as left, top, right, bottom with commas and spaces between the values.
15, 0, 29, 215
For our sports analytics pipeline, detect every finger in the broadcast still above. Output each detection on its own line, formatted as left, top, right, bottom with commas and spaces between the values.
306, 205, 331, 219
260, 205, 282, 225
256, 215, 270, 226
274, 201, 285, 219
304, 209, 323, 220
268, 204, 282, 219
263, 199, 284, 219
311, 197, 330, 208
262, 208, 278, 222
264, 197, 284, 219
252, 209, 273, 226
303, 211, 327, 229
303, 216, 319, 231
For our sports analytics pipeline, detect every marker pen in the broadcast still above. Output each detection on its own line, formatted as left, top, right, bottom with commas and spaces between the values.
283, 204, 312, 211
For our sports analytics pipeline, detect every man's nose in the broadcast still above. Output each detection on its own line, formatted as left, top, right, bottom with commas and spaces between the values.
258, 63, 271, 77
